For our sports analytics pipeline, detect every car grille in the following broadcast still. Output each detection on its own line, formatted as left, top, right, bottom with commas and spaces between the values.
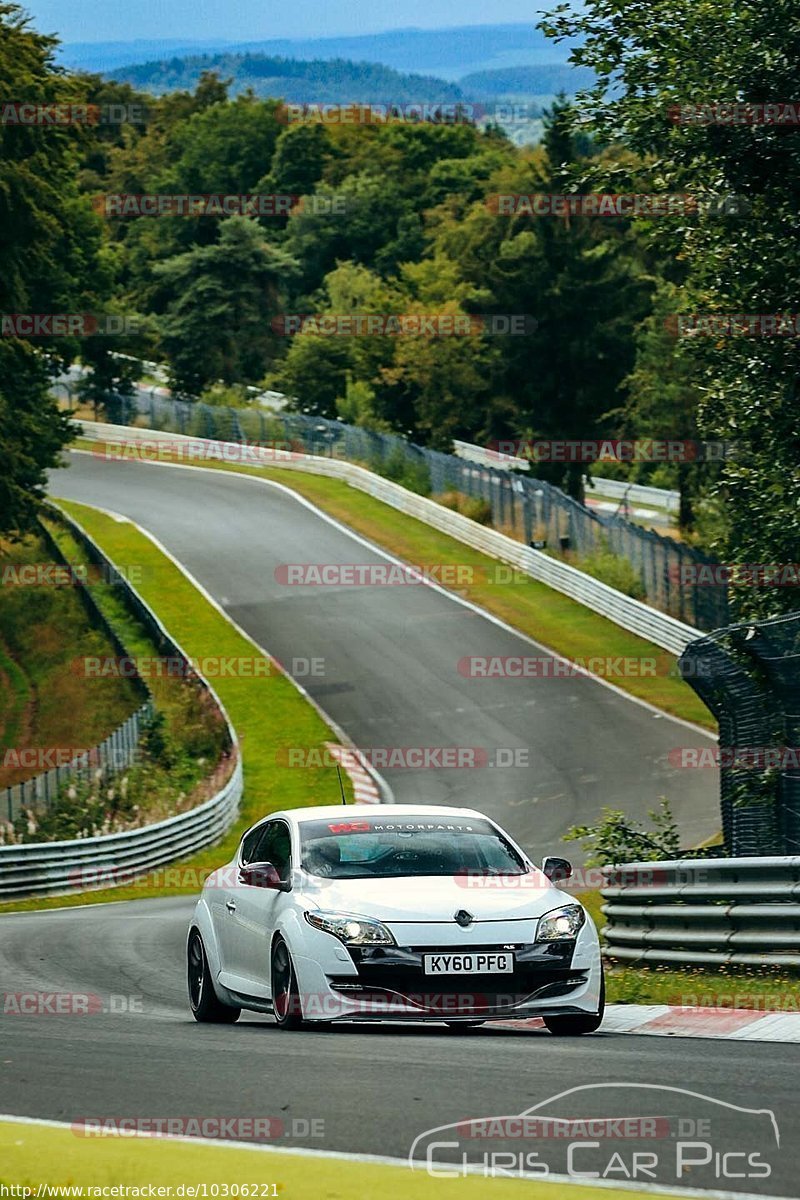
329, 941, 585, 1015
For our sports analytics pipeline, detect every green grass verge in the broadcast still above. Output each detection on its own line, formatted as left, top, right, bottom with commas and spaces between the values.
74, 439, 713, 730
0, 499, 354, 912
0, 1119, 689, 1200
0, 634, 32, 755
0, 531, 142, 787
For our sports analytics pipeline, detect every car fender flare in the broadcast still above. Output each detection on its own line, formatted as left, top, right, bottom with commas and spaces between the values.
190, 895, 223, 978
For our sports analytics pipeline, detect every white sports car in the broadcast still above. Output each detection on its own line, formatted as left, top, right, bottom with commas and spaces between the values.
187, 804, 604, 1034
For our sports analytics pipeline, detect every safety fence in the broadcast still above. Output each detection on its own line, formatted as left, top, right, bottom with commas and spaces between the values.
64, 382, 728, 631
601, 856, 800, 969
679, 610, 800, 856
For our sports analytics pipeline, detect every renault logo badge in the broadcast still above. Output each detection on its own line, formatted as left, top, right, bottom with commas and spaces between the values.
454, 909, 474, 927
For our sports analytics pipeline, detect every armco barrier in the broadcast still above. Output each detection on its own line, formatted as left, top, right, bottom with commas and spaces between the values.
601, 856, 800, 968
0, 761, 242, 898
80, 422, 700, 658
584, 476, 680, 515
454, 440, 681, 514
0, 506, 242, 898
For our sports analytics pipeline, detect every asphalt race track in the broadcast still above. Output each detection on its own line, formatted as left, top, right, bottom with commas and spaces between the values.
0, 900, 796, 1196
3, 452, 795, 1197
49, 452, 716, 859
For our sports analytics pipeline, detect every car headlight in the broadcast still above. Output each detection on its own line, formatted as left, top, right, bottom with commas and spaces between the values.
536, 903, 586, 942
305, 911, 396, 946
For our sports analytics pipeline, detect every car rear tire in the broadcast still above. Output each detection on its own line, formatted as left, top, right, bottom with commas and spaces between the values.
188, 930, 241, 1023
272, 938, 304, 1031
543, 972, 605, 1036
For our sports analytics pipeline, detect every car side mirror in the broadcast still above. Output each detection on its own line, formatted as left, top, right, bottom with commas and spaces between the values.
240, 861, 291, 891
542, 856, 573, 884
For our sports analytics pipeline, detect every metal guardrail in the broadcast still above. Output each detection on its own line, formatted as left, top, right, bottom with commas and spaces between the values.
455, 442, 681, 515
80, 423, 701, 658
0, 506, 242, 897
584, 476, 680, 515
601, 856, 800, 968
0, 761, 242, 899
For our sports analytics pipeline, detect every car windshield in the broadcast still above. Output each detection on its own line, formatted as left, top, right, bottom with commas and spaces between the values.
299, 816, 527, 879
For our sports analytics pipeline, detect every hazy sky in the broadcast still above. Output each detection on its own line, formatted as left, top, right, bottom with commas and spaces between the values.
23, 1, 541, 44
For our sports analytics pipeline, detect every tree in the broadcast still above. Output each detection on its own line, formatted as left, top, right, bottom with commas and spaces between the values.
154, 217, 297, 395
427, 103, 651, 499
0, 2, 105, 537
542, 0, 800, 616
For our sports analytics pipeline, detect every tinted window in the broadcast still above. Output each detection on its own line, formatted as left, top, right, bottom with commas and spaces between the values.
300, 816, 526, 879
240, 824, 266, 865
254, 821, 292, 880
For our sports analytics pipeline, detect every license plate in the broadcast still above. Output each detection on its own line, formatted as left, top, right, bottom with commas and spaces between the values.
423, 952, 514, 975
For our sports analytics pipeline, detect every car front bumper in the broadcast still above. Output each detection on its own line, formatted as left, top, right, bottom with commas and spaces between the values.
292, 922, 602, 1022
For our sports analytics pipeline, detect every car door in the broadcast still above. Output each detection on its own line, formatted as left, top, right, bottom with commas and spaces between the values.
213, 822, 264, 990
233, 819, 294, 995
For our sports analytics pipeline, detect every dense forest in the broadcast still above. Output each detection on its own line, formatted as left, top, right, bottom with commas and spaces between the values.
2, 0, 799, 620
110, 54, 470, 105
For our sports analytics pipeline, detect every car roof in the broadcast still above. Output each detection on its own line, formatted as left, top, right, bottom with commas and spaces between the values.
268, 804, 490, 826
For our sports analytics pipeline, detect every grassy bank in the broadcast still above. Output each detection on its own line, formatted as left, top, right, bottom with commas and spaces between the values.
9, 514, 232, 842
0, 532, 142, 791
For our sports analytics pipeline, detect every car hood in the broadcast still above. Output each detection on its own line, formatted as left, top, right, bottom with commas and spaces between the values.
299, 872, 573, 923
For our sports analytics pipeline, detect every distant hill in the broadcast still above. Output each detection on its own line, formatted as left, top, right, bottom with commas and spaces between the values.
110, 54, 468, 105
61, 23, 579, 81
460, 64, 595, 99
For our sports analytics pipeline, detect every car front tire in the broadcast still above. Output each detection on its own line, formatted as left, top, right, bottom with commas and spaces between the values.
543, 972, 605, 1036
188, 929, 241, 1024
271, 937, 304, 1031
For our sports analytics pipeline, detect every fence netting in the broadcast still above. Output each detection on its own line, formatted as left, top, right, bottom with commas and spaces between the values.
679, 611, 800, 855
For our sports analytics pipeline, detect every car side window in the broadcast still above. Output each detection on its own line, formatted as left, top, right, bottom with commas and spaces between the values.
254, 821, 292, 881
240, 824, 265, 865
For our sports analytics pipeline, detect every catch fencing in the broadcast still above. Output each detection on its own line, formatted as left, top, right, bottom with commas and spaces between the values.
73, 384, 728, 631
679, 610, 800, 856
